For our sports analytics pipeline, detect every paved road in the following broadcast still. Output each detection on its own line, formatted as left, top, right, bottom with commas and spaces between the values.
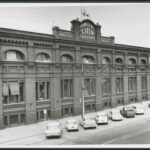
0, 102, 149, 146
65, 117, 150, 145
3, 108, 150, 146
37, 114, 150, 145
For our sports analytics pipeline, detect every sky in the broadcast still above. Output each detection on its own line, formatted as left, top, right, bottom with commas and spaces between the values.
0, 3, 150, 47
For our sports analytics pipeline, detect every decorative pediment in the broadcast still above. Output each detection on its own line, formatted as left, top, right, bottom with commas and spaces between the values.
79, 20, 96, 40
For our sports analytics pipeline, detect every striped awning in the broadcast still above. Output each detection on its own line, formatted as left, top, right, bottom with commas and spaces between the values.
3, 82, 9, 96
9, 82, 19, 95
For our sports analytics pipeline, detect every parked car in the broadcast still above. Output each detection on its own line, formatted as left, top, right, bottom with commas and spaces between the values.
44, 121, 62, 138
107, 110, 122, 121
66, 119, 79, 131
120, 106, 135, 118
80, 115, 97, 129
132, 105, 145, 115
94, 112, 108, 124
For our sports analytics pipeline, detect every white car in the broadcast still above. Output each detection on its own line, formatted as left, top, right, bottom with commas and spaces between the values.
132, 105, 145, 115
66, 119, 79, 131
80, 115, 97, 129
107, 110, 122, 121
95, 112, 108, 124
44, 121, 62, 138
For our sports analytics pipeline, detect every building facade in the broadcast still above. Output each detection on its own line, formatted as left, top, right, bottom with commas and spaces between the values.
0, 18, 150, 129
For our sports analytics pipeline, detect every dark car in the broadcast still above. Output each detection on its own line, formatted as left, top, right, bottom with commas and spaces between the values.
120, 106, 135, 118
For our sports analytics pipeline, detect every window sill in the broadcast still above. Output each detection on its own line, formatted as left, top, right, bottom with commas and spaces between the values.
36, 99, 51, 104
61, 62, 74, 64
36, 99, 50, 101
128, 91, 136, 94
84, 95, 96, 98
102, 93, 111, 96
3, 102, 26, 108
82, 63, 95, 65
35, 61, 51, 63
61, 97, 73, 100
116, 92, 124, 95
4, 60, 24, 62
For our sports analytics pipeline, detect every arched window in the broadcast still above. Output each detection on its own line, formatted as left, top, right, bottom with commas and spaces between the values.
102, 57, 110, 64
128, 58, 136, 65
61, 54, 73, 63
5, 50, 24, 61
141, 59, 146, 65
36, 53, 50, 62
82, 55, 95, 64
115, 58, 123, 65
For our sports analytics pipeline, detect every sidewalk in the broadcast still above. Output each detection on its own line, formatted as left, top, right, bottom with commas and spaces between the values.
0, 101, 149, 145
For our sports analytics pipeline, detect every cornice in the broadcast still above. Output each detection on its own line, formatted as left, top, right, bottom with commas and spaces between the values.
0, 28, 150, 53
0, 30, 55, 42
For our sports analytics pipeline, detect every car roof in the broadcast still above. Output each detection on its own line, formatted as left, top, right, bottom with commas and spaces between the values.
66, 119, 77, 122
123, 106, 133, 110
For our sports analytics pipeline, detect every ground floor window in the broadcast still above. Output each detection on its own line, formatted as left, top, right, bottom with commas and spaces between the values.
117, 98, 124, 105
103, 100, 111, 108
20, 114, 26, 124
142, 95, 147, 101
62, 106, 73, 117
3, 116, 8, 126
10, 114, 18, 125
129, 97, 137, 103
3, 113, 26, 127
37, 109, 51, 121
85, 103, 96, 113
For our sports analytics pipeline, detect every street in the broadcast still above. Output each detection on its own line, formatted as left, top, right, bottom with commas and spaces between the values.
1, 102, 150, 146
37, 114, 150, 145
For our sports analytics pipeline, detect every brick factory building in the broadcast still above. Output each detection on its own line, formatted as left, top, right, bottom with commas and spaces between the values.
0, 18, 150, 129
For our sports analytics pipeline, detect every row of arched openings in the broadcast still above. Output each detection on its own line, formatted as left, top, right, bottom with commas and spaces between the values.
4, 50, 147, 65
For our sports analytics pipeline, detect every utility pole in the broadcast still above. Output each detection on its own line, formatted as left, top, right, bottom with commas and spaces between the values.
82, 62, 85, 119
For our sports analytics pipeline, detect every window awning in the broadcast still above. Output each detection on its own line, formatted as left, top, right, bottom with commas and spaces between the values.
3, 82, 9, 96
6, 51, 17, 60
9, 82, 19, 95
